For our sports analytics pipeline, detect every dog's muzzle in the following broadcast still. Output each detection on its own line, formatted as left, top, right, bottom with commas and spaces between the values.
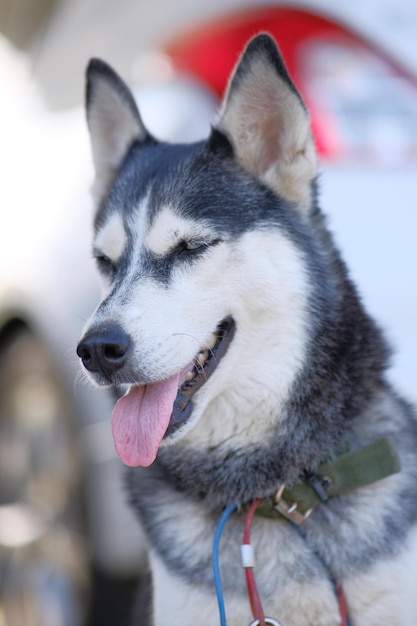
77, 317, 236, 466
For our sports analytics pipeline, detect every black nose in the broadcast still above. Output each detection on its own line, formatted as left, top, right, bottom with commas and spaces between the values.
77, 323, 130, 379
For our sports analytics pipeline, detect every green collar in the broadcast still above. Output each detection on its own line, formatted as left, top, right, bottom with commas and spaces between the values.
255, 437, 401, 525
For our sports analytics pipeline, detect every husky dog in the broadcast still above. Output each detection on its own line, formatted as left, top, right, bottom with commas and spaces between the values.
77, 34, 417, 625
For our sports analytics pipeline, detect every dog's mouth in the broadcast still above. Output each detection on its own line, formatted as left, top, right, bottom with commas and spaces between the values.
170, 317, 236, 434
111, 317, 235, 467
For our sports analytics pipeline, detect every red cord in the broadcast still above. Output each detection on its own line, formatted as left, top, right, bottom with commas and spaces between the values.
243, 498, 266, 626
336, 585, 348, 626
243, 499, 349, 626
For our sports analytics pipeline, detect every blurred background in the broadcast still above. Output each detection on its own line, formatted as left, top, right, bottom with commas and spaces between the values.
0, 1, 416, 625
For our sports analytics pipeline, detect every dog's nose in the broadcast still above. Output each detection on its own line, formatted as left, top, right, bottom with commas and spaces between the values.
77, 323, 130, 378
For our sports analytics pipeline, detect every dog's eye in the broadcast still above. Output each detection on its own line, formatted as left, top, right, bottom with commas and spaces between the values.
95, 253, 117, 276
184, 240, 207, 252
176, 238, 221, 257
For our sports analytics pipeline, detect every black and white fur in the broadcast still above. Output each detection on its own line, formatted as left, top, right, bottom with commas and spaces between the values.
78, 34, 417, 625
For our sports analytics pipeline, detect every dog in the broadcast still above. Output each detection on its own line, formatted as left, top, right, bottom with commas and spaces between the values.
77, 34, 417, 625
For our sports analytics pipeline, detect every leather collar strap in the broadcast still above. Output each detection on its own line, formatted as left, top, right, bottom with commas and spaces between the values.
256, 437, 401, 524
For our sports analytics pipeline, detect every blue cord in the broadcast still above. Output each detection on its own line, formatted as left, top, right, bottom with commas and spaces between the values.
212, 502, 238, 626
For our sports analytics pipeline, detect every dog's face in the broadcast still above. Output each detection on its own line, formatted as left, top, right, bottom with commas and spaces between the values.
77, 35, 319, 467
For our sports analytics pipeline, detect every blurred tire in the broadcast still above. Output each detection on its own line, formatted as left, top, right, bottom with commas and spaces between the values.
0, 319, 89, 626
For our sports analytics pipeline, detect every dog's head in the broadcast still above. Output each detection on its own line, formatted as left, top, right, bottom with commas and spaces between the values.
77, 34, 319, 467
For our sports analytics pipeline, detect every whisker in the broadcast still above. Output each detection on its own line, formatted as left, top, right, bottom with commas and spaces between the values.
72, 312, 88, 324
73, 369, 92, 398
172, 329, 222, 374
172, 332, 203, 346
192, 357, 208, 383
64, 346, 78, 361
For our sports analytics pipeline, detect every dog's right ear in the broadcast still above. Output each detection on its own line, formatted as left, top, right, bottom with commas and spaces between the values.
86, 59, 152, 203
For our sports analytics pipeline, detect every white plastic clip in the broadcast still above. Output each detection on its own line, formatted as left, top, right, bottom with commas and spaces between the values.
240, 543, 255, 568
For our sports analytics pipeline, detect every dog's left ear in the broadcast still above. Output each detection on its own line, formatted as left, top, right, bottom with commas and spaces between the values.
86, 59, 152, 203
217, 34, 317, 212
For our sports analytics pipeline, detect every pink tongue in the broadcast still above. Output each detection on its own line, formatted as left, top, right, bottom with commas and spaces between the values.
111, 373, 180, 467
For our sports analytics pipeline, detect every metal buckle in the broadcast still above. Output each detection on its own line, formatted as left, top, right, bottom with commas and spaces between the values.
274, 484, 312, 525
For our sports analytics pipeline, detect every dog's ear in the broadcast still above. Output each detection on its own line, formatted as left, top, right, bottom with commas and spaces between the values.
86, 59, 152, 203
217, 34, 317, 213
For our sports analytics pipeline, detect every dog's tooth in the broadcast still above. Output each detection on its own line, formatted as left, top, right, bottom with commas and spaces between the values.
185, 370, 194, 381
206, 334, 217, 350
197, 352, 206, 366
